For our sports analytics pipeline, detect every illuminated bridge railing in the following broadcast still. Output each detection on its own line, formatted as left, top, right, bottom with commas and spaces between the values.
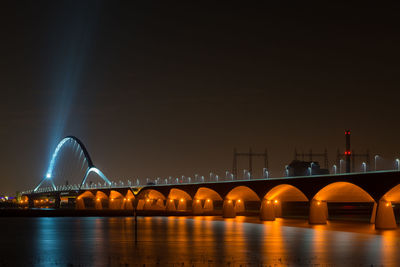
23, 169, 400, 196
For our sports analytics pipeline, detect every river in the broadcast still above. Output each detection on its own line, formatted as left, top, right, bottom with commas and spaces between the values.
0, 216, 399, 266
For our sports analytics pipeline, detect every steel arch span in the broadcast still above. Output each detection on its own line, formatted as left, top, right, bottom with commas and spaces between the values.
34, 136, 111, 192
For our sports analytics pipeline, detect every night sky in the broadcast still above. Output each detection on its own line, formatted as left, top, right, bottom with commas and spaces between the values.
1, 2, 400, 195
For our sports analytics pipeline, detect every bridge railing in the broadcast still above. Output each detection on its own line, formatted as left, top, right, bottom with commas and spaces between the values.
22, 168, 400, 195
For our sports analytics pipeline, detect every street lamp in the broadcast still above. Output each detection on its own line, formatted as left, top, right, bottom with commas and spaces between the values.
332, 165, 337, 175
374, 155, 380, 171
362, 162, 367, 173
310, 162, 315, 176
263, 168, 269, 179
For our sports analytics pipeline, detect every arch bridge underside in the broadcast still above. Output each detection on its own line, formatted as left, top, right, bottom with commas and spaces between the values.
77, 172, 400, 229
27, 136, 400, 230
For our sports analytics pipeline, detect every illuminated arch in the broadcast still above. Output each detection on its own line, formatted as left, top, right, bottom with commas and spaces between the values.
313, 182, 374, 202
226, 186, 260, 201
263, 184, 308, 202
76, 191, 95, 210
168, 188, 192, 200
94, 191, 108, 210
34, 136, 111, 192
77, 191, 95, 199
125, 190, 135, 200
381, 184, 400, 202
137, 189, 166, 200
109, 190, 124, 210
80, 167, 111, 188
194, 187, 223, 201
95, 191, 108, 200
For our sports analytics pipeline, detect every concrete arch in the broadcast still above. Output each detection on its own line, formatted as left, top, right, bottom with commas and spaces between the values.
194, 187, 223, 200
124, 190, 135, 210
193, 187, 223, 213
374, 183, 400, 229
168, 188, 192, 200
313, 182, 374, 202
95, 191, 108, 210
224, 186, 260, 215
381, 184, 400, 202
168, 188, 192, 211
137, 189, 166, 200
263, 184, 308, 202
136, 189, 166, 210
76, 191, 95, 210
226, 186, 260, 201
109, 190, 124, 210
309, 182, 375, 225
260, 184, 308, 221
78, 191, 95, 199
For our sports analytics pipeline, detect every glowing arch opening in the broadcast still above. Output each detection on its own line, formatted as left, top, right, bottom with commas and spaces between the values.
313, 182, 374, 202
263, 184, 308, 202
194, 187, 223, 201
137, 189, 166, 200
226, 186, 260, 201
168, 188, 192, 200
381, 184, 400, 202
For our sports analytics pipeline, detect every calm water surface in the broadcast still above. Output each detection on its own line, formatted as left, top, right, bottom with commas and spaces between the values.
0, 216, 399, 266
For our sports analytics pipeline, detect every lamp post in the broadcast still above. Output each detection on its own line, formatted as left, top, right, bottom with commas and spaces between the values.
263, 168, 269, 179
339, 159, 344, 174
374, 155, 380, 171
332, 164, 337, 175
310, 162, 315, 176
362, 162, 367, 173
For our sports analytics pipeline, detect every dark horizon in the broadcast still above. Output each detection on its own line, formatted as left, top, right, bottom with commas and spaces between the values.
1, 2, 400, 194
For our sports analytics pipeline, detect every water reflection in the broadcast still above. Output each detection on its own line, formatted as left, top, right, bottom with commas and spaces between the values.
1, 216, 400, 266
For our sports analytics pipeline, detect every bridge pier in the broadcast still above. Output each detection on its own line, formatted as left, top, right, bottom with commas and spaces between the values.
166, 199, 176, 211
177, 198, 187, 211
95, 198, 103, 210
76, 197, 85, 210
144, 199, 153, 210
54, 195, 61, 209
203, 199, 213, 211
234, 199, 245, 213
136, 199, 145, 210
155, 199, 165, 210
375, 200, 397, 229
124, 198, 134, 210
28, 198, 34, 208
273, 200, 282, 218
109, 198, 123, 210
223, 200, 236, 218
260, 199, 275, 221
309, 199, 328, 224
370, 202, 377, 224
192, 199, 203, 215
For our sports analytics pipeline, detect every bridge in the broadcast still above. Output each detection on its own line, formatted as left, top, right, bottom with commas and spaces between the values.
21, 136, 400, 230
